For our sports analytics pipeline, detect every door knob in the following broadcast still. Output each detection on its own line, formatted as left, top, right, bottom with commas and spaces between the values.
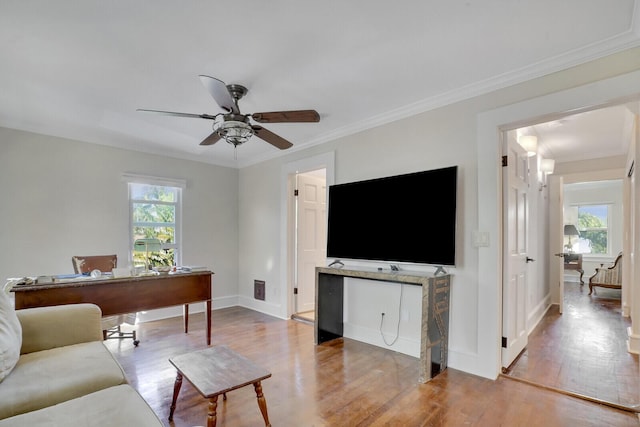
526, 257, 535, 263
554, 253, 565, 258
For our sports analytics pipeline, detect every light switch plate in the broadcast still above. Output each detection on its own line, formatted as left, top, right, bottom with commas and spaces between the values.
473, 231, 490, 248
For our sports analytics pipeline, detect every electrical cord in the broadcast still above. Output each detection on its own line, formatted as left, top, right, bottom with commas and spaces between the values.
379, 283, 403, 346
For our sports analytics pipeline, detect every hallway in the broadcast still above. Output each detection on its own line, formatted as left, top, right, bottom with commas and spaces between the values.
504, 280, 638, 408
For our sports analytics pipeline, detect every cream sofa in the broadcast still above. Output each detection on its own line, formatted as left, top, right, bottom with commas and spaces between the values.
0, 299, 163, 426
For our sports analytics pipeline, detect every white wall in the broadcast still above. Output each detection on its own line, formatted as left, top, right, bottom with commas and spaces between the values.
0, 128, 239, 318
238, 47, 640, 380
344, 278, 423, 357
2, 47, 639, 381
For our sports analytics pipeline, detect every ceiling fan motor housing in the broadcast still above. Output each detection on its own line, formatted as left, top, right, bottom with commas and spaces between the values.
226, 84, 248, 102
213, 114, 254, 146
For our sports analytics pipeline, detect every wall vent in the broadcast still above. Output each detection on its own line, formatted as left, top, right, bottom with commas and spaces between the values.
254, 280, 266, 301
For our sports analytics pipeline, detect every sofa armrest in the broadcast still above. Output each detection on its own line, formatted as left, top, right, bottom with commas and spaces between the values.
16, 303, 104, 354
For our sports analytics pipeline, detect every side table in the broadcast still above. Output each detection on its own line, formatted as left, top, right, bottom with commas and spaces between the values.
564, 253, 584, 285
168, 345, 272, 427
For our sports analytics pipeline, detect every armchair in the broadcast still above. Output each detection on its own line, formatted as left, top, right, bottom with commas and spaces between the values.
71, 255, 139, 346
588, 252, 622, 295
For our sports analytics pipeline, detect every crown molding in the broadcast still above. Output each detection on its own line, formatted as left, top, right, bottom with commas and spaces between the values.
238, 8, 640, 169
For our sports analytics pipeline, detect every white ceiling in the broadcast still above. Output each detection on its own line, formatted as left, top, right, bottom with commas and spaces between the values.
528, 102, 640, 164
1, 1, 639, 168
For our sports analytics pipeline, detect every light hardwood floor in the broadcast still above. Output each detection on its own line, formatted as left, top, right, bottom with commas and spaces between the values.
106, 306, 639, 426
504, 280, 638, 408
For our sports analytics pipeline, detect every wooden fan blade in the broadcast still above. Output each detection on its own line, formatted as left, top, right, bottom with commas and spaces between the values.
252, 126, 293, 150
198, 75, 239, 114
251, 110, 320, 123
199, 132, 222, 146
137, 109, 217, 120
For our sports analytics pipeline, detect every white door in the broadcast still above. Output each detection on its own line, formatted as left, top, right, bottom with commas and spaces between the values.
502, 134, 530, 369
295, 172, 327, 313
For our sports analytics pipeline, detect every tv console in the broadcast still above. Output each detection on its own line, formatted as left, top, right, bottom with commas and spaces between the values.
315, 266, 451, 383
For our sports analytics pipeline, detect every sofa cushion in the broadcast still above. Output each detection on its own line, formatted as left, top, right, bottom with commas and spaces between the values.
0, 341, 127, 419
0, 290, 21, 383
17, 303, 103, 354
0, 384, 164, 426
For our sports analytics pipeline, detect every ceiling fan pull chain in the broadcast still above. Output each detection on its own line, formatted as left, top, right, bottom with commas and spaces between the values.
234, 145, 238, 161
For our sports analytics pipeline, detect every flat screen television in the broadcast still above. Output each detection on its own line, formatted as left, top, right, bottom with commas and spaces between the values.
326, 165, 457, 266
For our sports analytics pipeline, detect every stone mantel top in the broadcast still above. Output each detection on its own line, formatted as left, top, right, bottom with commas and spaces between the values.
316, 266, 450, 286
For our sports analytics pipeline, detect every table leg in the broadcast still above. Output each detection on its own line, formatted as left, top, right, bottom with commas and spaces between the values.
168, 372, 183, 421
183, 303, 189, 333
206, 299, 212, 345
579, 269, 584, 285
253, 381, 271, 427
207, 395, 219, 427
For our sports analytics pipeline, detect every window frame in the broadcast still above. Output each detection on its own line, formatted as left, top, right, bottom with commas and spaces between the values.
123, 174, 185, 267
570, 203, 612, 257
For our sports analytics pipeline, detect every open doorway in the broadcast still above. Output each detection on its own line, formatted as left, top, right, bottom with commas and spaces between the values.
281, 152, 334, 322
501, 102, 639, 409
291, 168, 327, 323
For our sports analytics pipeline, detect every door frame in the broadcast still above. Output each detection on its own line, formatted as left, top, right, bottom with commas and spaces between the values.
475, 69, 640, 380
280, 152, 335, 319
548, 175, 565, 314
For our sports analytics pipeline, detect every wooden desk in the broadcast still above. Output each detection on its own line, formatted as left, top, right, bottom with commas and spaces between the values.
11, 271, 213, 345
564, 253, 584, 284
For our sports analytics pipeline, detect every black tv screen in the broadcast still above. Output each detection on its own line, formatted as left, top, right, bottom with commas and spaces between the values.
326, 166, 457, 266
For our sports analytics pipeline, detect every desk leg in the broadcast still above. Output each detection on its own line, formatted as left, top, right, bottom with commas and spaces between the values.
253, 381, 271, 427
183, 304, 189, 333
207, 395, 219, 427
206, 299, 212, 345
168, 372, 183, 421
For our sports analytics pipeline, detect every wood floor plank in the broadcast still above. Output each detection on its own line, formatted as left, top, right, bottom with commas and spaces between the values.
505, 281, 639, 408
106, 306, 639, 426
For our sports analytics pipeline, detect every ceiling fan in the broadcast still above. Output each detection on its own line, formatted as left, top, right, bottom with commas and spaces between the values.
137, 75, 320, 151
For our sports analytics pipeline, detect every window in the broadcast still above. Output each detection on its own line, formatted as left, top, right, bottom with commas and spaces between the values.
126, 175, 183, 268
568, 204, 610, 255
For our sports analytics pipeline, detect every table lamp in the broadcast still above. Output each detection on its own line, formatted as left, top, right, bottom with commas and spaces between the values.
563, 224, 580, 252
133, 238, 162, 273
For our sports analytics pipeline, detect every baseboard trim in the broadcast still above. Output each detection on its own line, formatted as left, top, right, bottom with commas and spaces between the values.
627, 326, 640, 355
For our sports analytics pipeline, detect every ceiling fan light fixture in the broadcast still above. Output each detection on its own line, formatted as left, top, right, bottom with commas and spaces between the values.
213, 118, 254, 146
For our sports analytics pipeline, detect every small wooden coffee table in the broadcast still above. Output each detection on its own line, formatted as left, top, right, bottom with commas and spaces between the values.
168, 345, 272, 427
